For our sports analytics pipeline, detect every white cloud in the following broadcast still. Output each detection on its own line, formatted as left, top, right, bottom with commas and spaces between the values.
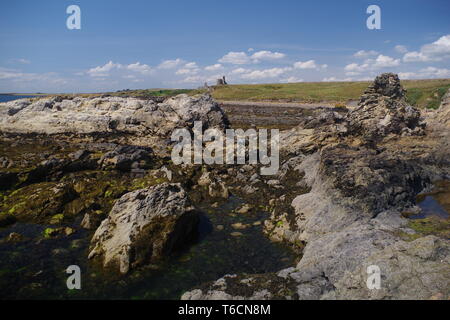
184, 62, 198, 69
126, 62, 152, 75
344, 63, 367, 73
293, 60, 327, 70
398, 72, 418, 79
230, 68, 250, 75
86, 61, 154, 77
0, 67, 67, 86
175, 68, 194, 75
419, 66, 450, 78
373, 54, 400, 68
294, 60, 317, 69
403, 34, 450, 62
11, 58, 31, 64
322, 77, 353, 82
176, 62, 200, 75
344, 55, 400, 74
353, 50, 378, 58
219, 50, 286, 64
394, 45, 408, 54
398, 67, 450, 80
87, 61, 122, 77
281, 76, 304, 83
403, 51, 431, 62
250, 50, 285, 62
219, 52, 251, 65
157, 58, 184, 69
204, 64, 223, 71
240, 67, 291, 80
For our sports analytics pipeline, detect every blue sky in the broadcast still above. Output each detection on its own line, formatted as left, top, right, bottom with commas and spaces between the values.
0, 0, 449, 93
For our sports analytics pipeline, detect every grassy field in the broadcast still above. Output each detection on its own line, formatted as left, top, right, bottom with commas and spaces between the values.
10, 78, 449, 109
210, 78, 450, 109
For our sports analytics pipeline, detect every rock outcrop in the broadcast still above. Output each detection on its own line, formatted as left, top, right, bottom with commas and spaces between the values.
346, 73, 425, 140
0, 94, 229, 155
88, 183, 199, 274
182, 74, 450, 300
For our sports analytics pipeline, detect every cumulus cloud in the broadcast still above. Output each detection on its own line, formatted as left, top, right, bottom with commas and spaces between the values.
281, 76, 304, 83
250, 50, 286, 62
86, 61, 122, 77
230, 68, 250, 75
176, 62, 200, 75
157, 58, 184, 69
344, 54, 400, 74
125, 62, 152, 75
219, 50, 286, 65
398, 67, 450, 79
294, 60, 317, 69
322, 76, 353, 82
419, 66, 450, 78
204, 64, 223, 71
0, 67, 67, 87
353, 50, 378, 58
394, 45, 408, 54
372, 55, 400, 68
403, 34, 450, 62
87, 61, 153, 77
240, 67, 291, 80
293, 60, 327, 70
219, 52, 251, 65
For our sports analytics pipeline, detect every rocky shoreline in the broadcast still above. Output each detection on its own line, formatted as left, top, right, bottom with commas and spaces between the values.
0, 73, 449, 299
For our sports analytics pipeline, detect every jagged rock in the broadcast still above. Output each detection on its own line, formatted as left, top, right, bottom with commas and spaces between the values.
80, 212, 103, 230
88, 183, 199, 274
183, 74, 450, 300
333, 236, 450, 299
99, 145, 153, 171
197, 171, 229, 199
0, 94, 229, 155
346, 73, 425, 140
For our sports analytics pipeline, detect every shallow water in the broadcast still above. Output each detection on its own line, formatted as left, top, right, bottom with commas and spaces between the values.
0, 195, 297, 299
414, 180, 450, 219
0, 95, 39, 103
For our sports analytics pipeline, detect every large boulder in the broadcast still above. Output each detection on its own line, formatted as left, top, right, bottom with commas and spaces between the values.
0, 94, 229, 155
88, 183, 199, 274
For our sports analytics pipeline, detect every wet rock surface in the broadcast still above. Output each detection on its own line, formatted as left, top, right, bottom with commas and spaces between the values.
88, 183, 199, 274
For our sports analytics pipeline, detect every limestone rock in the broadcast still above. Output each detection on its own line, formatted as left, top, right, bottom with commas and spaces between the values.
0, 94, 229, 155
88, 183, 199, 274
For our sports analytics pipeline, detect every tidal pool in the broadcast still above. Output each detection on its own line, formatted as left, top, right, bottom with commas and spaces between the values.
0, 195, 298, 299
414, 180, 450, 219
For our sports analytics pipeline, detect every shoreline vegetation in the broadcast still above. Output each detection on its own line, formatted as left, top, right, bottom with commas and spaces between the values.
3, 78, 450, 109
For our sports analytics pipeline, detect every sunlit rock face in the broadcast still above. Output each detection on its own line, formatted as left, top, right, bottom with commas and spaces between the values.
88, 183, 199, 274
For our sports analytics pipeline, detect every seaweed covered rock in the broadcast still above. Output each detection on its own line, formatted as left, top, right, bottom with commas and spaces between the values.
88, 183, 199, 274
98, 145, 153, 171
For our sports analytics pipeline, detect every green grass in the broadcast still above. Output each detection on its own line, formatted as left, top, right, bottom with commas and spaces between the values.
210, 78, 450, 108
